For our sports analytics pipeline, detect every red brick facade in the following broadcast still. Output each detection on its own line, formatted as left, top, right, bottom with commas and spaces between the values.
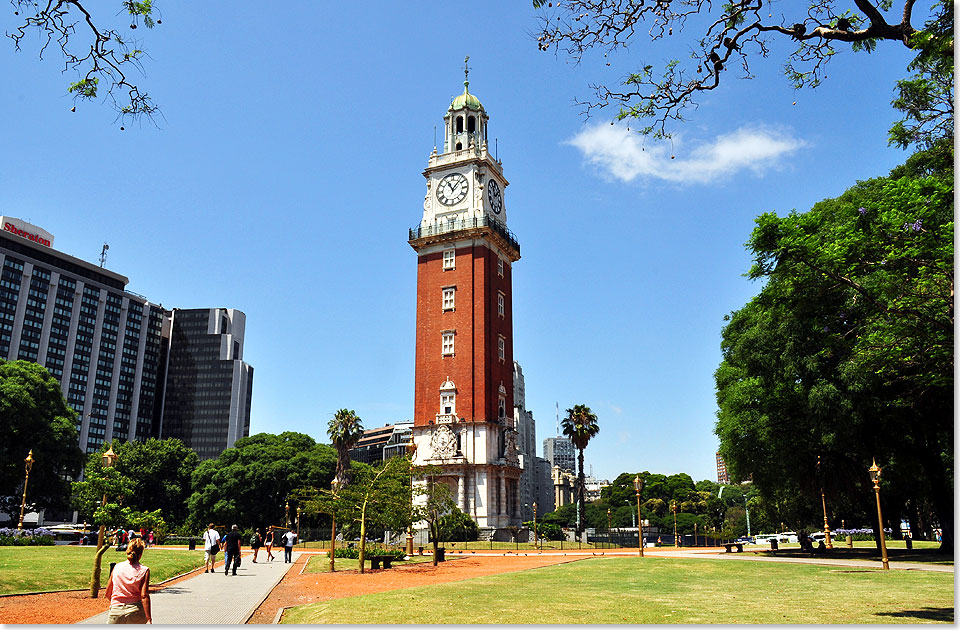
413, 241, 514, 427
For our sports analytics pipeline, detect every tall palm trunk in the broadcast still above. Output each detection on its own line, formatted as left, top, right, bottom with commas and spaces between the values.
576, 448, 586, 540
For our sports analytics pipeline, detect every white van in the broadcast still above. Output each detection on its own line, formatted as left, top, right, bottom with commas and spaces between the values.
755, 534, 779, 544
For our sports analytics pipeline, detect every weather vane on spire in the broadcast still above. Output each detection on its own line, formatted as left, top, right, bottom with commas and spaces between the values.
464, 55, 470, 89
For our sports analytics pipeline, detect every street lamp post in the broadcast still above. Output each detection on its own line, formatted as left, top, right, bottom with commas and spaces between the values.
869, 459, 890, 570
17, 450, 34, 529
818, 455, 833, 549
406, 442, 417, 556
633, 475, 644, 557
329, 480, 338, 572
532, 501, 538, 552
296, 506, 301, 544
90, 446, 118, 598
671, 501, 678, 548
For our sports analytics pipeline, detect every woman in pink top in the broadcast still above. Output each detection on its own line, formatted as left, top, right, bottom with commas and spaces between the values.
105, 538, 152, 624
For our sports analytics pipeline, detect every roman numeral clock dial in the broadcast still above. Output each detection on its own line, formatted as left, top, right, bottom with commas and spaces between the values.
437, 172, 468, 206
487, 179, 503, 215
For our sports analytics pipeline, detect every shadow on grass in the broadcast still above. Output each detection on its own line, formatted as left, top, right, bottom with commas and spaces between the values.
875, 607, 954, 622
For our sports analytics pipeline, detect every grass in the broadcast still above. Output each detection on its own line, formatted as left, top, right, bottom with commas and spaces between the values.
281, 556, 954, 624
0, 546, 206, 595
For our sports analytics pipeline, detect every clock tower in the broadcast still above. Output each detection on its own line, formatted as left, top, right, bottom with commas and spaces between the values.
409, 60, 522, 531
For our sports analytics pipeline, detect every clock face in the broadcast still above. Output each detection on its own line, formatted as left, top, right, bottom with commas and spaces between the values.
487, 179, 503, 214
437, 173, 468, 206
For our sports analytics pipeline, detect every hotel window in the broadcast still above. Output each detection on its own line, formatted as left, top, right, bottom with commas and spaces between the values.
442, 331, 455, 356
497, 258, 504, 277
443, 249, 456, 270
442, 287, 456, 311
498, 336, 505, 361
497, 292, 505, 317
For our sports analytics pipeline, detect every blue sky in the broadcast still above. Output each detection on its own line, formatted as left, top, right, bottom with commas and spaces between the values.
0, 3, 924, 484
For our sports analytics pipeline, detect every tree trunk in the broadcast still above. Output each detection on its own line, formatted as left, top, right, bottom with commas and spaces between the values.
358, 503, 367, 574
576, 449, 585, 540
89, 542, 111, 598
432, 521, 439, 567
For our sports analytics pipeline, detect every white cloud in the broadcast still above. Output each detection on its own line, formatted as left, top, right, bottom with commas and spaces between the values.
567, 123, 807, 184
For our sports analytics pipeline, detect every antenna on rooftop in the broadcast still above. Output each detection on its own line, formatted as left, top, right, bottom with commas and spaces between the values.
434, 125, 437, 151
99, 243, 109, 268
555, 401, 559, 436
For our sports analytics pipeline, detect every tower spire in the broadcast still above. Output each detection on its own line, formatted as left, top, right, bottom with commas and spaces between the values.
463, 55, 470, 91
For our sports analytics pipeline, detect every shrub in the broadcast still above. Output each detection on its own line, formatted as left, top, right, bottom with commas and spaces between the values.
0, 527, 55, 546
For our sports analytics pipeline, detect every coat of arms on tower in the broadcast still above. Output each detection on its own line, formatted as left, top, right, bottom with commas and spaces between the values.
430, 424, 457, 459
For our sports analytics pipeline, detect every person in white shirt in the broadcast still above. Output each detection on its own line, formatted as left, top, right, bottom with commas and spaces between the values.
282, 530, 297, 563
203, 524, 220, 573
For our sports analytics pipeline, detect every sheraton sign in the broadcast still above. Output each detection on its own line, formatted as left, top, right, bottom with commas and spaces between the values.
0, 217, 54, 248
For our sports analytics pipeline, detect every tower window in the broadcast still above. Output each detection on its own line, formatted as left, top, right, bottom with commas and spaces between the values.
498, 335, 505, 361
442, 331, 455, 356
442, 287, 456, 311
499, 395, 506, 419
497, 258, 504, 277
443, 249, 456, 270
456, 142, 462, 150
468, 116, 476, 133
456, 116, 464, 133
498, 292, 505, 317
441, 392, 456, 415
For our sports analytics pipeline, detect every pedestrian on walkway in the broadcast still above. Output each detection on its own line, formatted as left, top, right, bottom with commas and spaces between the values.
223, 524, 242, 576
105, 538, 152, 624
264, 525, 276, 562
282, 529, 297, 563
251, 527, 264, 563
203, 524, 220, 573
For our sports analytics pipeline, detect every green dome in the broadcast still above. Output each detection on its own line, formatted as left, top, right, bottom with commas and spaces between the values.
450, 82, 483, 111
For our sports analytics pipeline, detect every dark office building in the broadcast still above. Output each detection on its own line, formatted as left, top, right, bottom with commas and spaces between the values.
160, 308, 253, 460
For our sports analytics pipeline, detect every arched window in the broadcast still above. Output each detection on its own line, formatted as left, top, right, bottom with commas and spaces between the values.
468, 116, 476, 133
456, 116, 464, 133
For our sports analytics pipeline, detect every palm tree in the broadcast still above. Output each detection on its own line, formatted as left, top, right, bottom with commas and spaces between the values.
328, 409, 364, 489
561, 404, 599, 541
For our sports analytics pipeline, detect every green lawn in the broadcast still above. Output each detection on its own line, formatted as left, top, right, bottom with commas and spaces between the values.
0, 546, 206, 595
281, 556, 954, 624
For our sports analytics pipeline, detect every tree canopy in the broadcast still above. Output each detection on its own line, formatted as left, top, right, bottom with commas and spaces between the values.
186, 432, 336, 531
72, 438, 198, 527
0, 360, 84, 516
7, 0, 161, 123
715, 146, 953, 549
533, 0, 953, 145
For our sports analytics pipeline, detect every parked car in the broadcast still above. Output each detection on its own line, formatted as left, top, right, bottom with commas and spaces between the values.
809, 532, 827, 542
734, 536, 755, 544
778, 531, 799, 543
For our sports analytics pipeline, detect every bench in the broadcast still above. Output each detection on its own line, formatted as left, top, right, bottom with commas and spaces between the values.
723, 543, 744, 553
368, 555, 395, 569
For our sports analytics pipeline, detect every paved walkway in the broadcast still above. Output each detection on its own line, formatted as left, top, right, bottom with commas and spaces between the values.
80, 552, 302, 625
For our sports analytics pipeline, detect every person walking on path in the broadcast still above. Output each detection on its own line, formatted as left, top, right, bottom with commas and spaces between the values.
104, 538, 152, 624
223, 525, 242, 576
264, 525, 276, 562
282, 529, 297, 563
251, 527, 264, 563
202, 524, 220, 573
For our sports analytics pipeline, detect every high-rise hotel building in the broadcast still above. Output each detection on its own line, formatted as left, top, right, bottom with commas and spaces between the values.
0, 216, 252, 459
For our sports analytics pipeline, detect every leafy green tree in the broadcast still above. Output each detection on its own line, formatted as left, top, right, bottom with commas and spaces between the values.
74, 438, 198, 527
413, 473, 457, 566
716, 149, 953, 550
436, 507, 480, 542
8, 0, 160, 122
328, 409, 364, 489
561, 404, 599, 540
186, 432, 336, 531
0, 360, 84, 516
532, 0, 953, 146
